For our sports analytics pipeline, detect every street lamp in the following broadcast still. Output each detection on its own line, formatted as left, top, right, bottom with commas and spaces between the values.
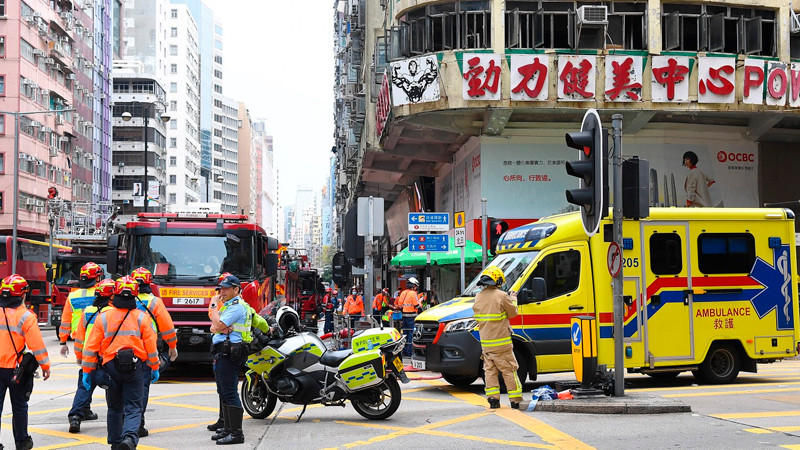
121, 103, 170, 213
1, 108, 76, 273
203, 169, 224, 202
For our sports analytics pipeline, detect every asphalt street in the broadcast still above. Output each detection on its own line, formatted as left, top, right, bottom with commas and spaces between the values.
2, 329, 799, 450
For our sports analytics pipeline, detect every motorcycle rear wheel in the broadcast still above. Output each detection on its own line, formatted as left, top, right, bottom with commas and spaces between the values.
351, 376, 402, 420
240, 375, 278, 419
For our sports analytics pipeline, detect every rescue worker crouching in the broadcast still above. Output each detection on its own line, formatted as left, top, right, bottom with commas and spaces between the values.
81, 276, 160, 450
396, 278, 422, 357
61, 262, 103, 431
207, 273, 271, 438
0, 275, 51, 450
473, 267, 523, 409
131, 267, 179, 438
70, 278, 116, 433
208, 275, 249, 445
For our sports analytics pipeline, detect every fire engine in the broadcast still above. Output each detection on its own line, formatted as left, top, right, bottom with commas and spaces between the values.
107, 212, 279, 362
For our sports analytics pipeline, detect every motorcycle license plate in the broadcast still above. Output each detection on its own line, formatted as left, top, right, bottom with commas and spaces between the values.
392, 356, 404, 372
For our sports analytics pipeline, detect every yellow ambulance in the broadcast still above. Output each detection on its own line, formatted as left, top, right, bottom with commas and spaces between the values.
412, 208, 800, 385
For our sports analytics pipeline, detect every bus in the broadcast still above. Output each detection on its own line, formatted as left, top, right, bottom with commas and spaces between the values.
0, 236, 71, 323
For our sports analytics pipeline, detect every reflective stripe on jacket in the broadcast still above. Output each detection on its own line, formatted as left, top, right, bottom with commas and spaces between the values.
472, 286, 518, 351
59, 287, 96, 343
0, 305, 50, 371
137, 293, 178, 348
218, 299, 253, 343
80, 307, 159, 373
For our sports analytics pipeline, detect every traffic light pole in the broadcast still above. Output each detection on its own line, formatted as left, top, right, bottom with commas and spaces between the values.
481, 199, 488, 269
611, 114, 625, 397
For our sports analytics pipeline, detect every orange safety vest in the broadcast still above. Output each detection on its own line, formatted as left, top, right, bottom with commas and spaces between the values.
80, 307, 159, 373
137, 293, 178, 349
397, 289, 420, 314
344, 295, 364, 315
0, 304, 50, 371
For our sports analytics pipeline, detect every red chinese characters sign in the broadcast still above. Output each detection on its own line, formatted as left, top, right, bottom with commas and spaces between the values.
462, 53, 502, 101
510, 54, 550, 101
375, 72, 391, 138
697, 57, 736, 104
604, 55, 643, 102
651, 55, 690, 102
557, 55, 596, 101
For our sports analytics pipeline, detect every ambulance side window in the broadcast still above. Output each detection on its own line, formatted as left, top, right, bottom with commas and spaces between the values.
650, 233, 682, 275
530, 250, 580, 299
697, 233, 755, 274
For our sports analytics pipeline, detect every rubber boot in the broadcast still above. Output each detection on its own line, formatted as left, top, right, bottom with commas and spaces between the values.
488, 398, 500, 409
216, 405, 244, 445
211, 404, 230, 441
207, 399, 224, 431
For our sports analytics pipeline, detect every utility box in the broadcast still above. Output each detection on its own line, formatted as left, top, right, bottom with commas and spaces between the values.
623, 156, 650, 219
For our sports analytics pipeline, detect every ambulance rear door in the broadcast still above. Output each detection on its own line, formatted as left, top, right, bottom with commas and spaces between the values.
642, 222, 694, 364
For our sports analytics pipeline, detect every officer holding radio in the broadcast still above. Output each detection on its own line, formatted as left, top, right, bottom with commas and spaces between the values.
81, 276, 159, 450
0, 275, 51, 450
208, 275, 248, 445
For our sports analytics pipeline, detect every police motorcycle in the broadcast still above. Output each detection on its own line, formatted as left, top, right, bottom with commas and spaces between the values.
240, 306, 408, 421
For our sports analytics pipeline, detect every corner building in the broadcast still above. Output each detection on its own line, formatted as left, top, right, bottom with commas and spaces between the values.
335, 0, 800, 288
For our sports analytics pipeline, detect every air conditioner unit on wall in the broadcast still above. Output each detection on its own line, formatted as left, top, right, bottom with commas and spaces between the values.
577, 5, 608, 25
25, 199, 36, 206
50, 146, 59, 157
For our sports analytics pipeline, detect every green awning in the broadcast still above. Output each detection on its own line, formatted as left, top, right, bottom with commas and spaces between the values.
390, 238, 484, 266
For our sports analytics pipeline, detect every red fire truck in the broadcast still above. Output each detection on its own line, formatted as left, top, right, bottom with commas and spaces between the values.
107, 212, 279, 362
285, 265, 325, 331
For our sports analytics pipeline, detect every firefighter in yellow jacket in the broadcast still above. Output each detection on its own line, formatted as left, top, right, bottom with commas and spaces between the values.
472, 267, 523, 409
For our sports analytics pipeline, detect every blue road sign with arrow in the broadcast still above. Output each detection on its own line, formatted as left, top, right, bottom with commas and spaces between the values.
408, 213, 449, 232
409, 234, 449, 252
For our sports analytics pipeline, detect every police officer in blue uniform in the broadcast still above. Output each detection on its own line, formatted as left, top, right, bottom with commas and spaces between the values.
208, 275, 248, 445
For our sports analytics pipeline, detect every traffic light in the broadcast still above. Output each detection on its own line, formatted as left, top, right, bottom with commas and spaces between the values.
488, 219, 509, 255
565, 109, 608, 236
331, 251, 351, 287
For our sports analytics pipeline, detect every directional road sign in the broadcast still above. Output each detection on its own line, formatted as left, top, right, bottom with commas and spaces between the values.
408, 234, 449, 252
408, 213, 450, 232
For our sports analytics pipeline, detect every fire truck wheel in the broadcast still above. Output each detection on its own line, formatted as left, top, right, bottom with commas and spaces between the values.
695, 343, 740, 384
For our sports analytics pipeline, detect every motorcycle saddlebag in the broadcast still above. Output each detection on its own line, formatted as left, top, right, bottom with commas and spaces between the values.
338, 349, 385, 391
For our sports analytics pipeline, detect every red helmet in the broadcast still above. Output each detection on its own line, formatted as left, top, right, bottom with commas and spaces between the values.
95, 278, 117, 297
114, 276, 139, 297
80, 262, 103, 281
0, 275, 30, 297
218, 272, 233, 283
131, 267, 153, 285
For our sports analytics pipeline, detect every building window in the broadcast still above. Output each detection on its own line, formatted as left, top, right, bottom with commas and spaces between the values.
663, 4, 775, 56
170, 100, 177, 111
169, 156, 176, 166
0, 114, 4, 135
0, 36, 5, 57
169, 175, 176, 185
20, 39, 34, 63
170, 120, 177, 130
171, 64, 177, 74
170, 82, 177, 93
0, 153, 4, 173
0, 75, 4, 96
169, 45, 178, 55
214, 55, 222, 64
170, 27, 178, 37
213, 84, 222, 94
170, 137, 177, 148
169, 193, 177, 203
171, 8, 177, 18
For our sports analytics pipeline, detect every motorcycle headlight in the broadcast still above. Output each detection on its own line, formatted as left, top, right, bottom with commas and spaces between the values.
444, 318, 477, 333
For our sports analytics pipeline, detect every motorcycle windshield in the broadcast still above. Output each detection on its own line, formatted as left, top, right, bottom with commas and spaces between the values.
129, 234, 256, 283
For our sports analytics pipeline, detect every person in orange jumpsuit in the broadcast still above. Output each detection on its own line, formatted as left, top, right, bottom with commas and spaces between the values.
81, 276, 159, 450
342, 288, 364, 328
396, 278, 421, 356
0, 275, 51, 450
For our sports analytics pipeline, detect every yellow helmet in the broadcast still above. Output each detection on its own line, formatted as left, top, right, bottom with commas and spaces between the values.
478, 266, 505, 287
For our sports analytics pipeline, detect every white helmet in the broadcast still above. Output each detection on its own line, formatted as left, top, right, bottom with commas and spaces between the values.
276, 306, 301, 333
407, 277, 419, 287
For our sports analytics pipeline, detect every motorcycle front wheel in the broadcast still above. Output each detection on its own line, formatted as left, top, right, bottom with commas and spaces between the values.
240, 374, 277, 419
350, 376, 402, 420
